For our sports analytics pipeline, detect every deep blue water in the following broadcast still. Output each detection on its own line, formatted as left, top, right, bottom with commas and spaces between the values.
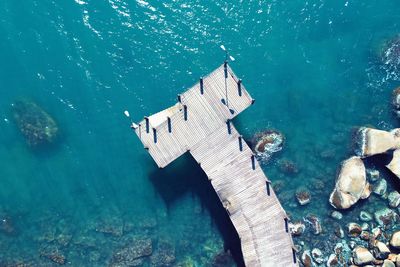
0, 0, 400, 266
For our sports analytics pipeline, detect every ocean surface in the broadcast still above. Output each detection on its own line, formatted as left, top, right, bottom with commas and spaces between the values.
0, 0, 400, 266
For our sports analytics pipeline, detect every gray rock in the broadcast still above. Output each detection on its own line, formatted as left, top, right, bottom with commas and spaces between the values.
374, 208, 397, 227
347, 222, 362, 238
360, 231, 370, 241
304, 214, 322, 235
326, 253, 339, 267
383, 259, 396, 267
388, 191, 400, 208
373, 179, 388, 197
367, 169, 381, 182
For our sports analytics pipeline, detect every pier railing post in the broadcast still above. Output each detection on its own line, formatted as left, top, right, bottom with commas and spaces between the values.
200, 77, 204, 94
167, 117, 172, 133
238, 136, 243, 151
153, 128, 157, 143
284, 218, 289, 233
251, 155, 255, 170
238, 79, 242, 96
145, 117, 150, 133
226, 120, 231, 134
183, 105, 188, 121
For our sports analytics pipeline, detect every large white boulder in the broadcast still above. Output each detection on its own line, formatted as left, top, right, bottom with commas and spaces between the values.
354, 127, 400, 157
352, 247, 375, 265
387, 149, 400, 178
329, 157, 370, 209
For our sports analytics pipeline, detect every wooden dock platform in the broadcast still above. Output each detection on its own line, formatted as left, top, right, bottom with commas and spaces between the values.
133, 63, 298, 267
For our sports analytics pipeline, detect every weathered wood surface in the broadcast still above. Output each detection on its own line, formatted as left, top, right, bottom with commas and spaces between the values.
134, 64, 297, 267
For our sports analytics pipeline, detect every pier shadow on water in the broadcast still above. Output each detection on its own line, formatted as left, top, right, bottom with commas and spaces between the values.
148, 153, 245, 267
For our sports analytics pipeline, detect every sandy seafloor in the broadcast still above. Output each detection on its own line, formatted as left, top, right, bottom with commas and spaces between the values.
0, 0, 400, 266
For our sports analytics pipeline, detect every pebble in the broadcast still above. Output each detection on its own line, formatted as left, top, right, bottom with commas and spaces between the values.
360, 211, 373, 222
371, 227, 382, 239
367, 169, 380, 182
331, 211, 343, 220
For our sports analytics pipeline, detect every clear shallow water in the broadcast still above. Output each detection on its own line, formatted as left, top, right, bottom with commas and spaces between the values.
0, 0, 400, 266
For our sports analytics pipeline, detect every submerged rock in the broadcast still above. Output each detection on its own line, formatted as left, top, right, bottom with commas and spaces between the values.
150, 239, 176, 267
252, 130, 284, 160
95, 217, 123, 237
289, 221, 305, 236
12, 99, 58, 146
353, 127, 400, 157
209, 251, 235, 267
331, 211, 343, 220
304, 214, 322, 235
381, 36, 400, 71
393, 87, 400, 117
311, 248, 324, 264
0, 215, 15, 235
295, 188, 311, 205
387, 149, 400, 178
110, 237, 152, 266
278, 159, 299, 175
301, 250, 313, 267
40, 246, 66, 265
329, 157, 369, 209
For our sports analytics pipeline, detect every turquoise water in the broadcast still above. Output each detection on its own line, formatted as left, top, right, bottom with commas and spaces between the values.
0, 0, 400, 265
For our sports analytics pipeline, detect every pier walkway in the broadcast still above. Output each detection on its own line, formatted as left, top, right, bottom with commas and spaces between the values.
133, 63, 297, 267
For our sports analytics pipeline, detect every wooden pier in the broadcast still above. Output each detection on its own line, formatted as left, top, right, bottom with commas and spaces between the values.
133, 63, 297, 267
